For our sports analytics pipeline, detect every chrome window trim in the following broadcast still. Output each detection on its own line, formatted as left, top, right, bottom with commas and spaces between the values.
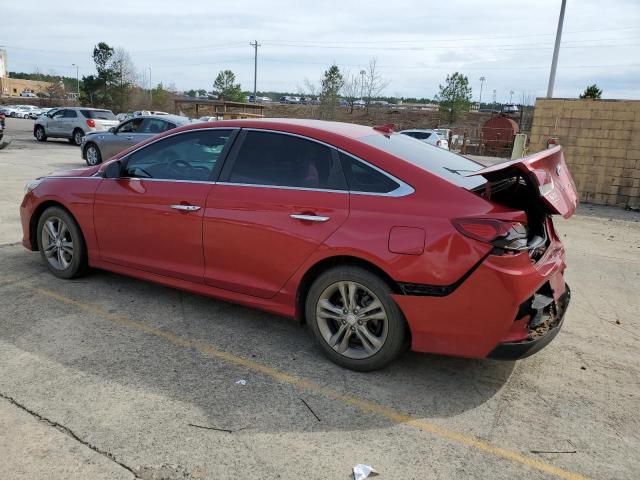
225, 128, 414, 198
118, 126, 238, 164
115, 177, 214, 185
43, 176, 102, 180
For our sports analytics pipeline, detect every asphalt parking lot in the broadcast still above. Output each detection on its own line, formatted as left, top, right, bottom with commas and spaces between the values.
1, 117, 639, 480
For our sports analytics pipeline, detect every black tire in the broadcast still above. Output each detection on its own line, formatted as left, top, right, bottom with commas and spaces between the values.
71, 129, 84, 146
35, 125, 47, 142
36, 206, 88, 279
84, 143, 102, 166
305, 266, 407, 371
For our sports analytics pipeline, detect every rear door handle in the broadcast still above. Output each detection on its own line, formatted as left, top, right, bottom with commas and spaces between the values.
290, 214, 330, 222
170, 204, 201, 211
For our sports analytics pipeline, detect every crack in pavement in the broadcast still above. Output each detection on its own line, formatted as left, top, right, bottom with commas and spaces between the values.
0, 391, 139, 479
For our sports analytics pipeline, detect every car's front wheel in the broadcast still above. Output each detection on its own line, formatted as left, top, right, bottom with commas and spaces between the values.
85, 143, 102, 166
36, 207, 87, 279
34, 125, 47, 142
306, 266, 407, 371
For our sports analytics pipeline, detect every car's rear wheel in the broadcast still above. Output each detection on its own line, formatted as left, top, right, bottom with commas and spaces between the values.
35, 125, 47, 142
71, 129, 84, 146
306, 266, 407, 371
85, 143, 102, 166
36, 207, 87, 279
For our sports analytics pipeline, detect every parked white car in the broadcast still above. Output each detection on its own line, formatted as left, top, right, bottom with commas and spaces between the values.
399, 129, 449, 150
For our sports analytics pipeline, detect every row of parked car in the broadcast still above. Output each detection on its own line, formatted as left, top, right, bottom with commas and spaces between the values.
0, 105, 56, 119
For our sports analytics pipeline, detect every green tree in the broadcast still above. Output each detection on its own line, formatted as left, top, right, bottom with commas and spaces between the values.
580, 84, 602, 99
213, 70, 245, 102
92, 42, 116, 107
319, 65, 344, 119
436, 72, 472, 123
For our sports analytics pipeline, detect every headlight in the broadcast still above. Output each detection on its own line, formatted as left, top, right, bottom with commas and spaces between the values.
25, 178, 44, 194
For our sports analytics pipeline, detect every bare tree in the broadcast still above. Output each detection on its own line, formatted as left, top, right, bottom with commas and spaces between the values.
111, 48, 137, 112
362, 58, 389, 112
341, 72, 362, 113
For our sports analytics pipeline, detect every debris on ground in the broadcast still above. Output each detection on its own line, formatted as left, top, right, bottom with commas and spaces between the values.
300, 398, 321, 422
353, 464, 378, 480
235, 379, 247, 385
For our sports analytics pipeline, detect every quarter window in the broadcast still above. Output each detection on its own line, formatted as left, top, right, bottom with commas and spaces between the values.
226, 131, 347, 190
338, 152, 400, 194
123, 130, 233, 181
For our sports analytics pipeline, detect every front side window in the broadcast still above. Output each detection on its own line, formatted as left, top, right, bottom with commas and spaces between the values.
63, 110, 78, 118
225, 131, 347, 190
123, 130, 232, 181
117, 118, 144, 134
52, 109, 66, 119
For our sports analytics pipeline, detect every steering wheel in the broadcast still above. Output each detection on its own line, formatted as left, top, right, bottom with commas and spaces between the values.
167, 158, 193, 177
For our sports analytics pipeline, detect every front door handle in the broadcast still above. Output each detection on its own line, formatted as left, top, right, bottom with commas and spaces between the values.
124, 136, 133, 140
290, 214, 330, 222
170, 204, 201, 211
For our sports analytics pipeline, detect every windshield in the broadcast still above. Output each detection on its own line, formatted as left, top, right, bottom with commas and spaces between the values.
360, 133, 486, 190
81, 109, 116, 120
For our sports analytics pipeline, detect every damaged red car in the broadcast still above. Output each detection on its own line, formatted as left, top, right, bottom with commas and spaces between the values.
20, 119, 578, 370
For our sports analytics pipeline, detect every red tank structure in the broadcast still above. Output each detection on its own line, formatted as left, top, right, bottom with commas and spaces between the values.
481, 114, 519, 157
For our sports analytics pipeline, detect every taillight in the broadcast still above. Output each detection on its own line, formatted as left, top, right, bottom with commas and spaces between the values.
86, 119, 96, 128
452, 218, 528, 251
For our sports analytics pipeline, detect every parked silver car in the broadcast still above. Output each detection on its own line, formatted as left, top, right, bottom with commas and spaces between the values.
34, 107, 119, 146
398, 129, 449, 150
80, 114, 193, 166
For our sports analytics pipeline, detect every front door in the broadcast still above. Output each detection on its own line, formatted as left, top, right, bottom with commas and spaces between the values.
203, 130, 350, 298
93, 128, 236, 283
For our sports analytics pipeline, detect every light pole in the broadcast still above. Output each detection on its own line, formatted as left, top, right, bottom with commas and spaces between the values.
492, 89, 497, 108
478, 76, 485, 110
148, 67, 152, 104
71, 63, 79, 99
360, 69, 366, 101
250, 40, 260, 103
547, 0, 567, 98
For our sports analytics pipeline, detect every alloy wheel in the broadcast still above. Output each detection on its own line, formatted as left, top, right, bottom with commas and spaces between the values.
315, 281, 388, 359
41, 217, 74, 270
74, 131, 83, 145
86, 145, 100, 165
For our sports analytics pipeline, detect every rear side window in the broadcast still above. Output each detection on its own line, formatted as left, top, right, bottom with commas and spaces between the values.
81, 109, 116, 120
225, 131, 347, 190
409, 132, 432, 140
360, 133, 486, 190
63, 110, 78, 118
338, 152, 400, 193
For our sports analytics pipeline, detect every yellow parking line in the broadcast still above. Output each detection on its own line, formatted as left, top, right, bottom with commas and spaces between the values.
20, 282, 589, 480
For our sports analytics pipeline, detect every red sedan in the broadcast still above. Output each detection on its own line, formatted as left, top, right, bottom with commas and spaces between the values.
20, 119, 578, 370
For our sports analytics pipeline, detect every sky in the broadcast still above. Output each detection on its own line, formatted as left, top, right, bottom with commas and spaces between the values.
1, 0, 639, 102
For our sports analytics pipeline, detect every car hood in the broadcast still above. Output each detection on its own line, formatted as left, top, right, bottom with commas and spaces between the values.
46, 165, 101, 178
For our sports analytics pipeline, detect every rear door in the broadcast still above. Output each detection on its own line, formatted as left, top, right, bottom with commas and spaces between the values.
93, 128, 236, 282
203, 129, 350, 298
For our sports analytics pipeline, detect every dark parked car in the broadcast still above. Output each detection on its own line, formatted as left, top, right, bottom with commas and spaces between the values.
80, 115, 193, 165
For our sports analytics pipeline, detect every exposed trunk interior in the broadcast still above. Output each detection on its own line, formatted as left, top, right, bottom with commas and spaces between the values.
472, 173, 550, 261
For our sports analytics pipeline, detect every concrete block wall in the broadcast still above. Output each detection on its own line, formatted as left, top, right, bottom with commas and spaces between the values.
529, 98, 640, 208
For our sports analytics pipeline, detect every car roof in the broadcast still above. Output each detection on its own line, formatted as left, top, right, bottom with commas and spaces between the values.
400, 129, 436, 133
190, 118, 385, 140
135, 114, 191, 123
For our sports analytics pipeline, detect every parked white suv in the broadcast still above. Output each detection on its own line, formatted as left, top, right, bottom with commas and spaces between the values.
398, 129, 449, 150
34, 107, 119, 145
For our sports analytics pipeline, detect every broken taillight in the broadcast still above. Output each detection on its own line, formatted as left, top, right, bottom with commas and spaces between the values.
452, 218, 528, 251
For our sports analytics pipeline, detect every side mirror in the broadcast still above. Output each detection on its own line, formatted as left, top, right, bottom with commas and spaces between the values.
109, 127, 116, 133
104, 161, 122, 179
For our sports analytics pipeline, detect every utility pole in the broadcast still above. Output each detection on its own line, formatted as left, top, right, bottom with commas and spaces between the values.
148, 67, 152, 104
547, 0, 567, 98
509, 90, 514, 103
71, 63, 79, 99
478, 76, 485, 110
360, 69, 367, 101
250, 40, 260, 103
492, 89, 497, 109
